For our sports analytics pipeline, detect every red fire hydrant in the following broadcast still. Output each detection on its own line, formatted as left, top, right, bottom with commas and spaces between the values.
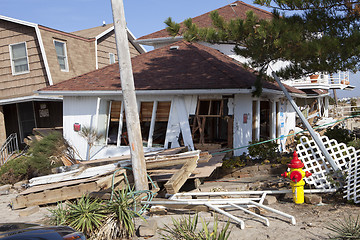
281, 151, 312, 204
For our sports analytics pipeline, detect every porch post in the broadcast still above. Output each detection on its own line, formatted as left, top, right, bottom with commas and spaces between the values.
255, 100, 260, 141
0, 106, 6, 145
270, 100, 277, 140
324, 96, 329, 118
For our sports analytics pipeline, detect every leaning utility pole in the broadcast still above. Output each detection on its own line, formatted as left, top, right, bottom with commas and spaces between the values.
110, 0, 148, 190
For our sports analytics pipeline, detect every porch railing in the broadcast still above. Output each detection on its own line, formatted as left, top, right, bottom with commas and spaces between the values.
0, 133, 19, 166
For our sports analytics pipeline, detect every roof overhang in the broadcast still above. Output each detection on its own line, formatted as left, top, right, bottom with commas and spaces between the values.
0, 95, 62, 105
38, 88, 303, 98
134, 36, 184, 46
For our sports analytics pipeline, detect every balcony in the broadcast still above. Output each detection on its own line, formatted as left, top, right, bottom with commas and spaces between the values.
282, 72, 355, 90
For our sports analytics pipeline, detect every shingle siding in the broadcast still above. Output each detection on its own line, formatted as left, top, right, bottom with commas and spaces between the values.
39, 28, 96, 85
0, 20, 47, 99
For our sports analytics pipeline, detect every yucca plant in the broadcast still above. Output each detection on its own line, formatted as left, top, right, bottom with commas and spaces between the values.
93, 188, 143, 239
48, 202, 68, 226
66, 195, 106, 237
160, 213, 231, 240
327, 215, 360, 240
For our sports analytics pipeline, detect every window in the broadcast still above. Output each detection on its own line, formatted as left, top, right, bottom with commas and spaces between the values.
54, 40, 68, 71
9, 42, 29, 75
109, 53, 115, 64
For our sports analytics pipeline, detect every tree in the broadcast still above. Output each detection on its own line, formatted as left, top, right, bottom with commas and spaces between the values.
165, 1, 360, 82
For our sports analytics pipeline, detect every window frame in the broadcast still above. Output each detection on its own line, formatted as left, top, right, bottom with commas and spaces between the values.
109, 52, 115, 64
9, 42, 30, 75
53, 39, 69, 72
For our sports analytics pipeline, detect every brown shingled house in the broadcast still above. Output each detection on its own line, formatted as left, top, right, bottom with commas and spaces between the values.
0, 15, 145, 148
39, 41, 305, 160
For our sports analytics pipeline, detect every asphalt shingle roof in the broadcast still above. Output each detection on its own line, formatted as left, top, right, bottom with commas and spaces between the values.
138, 1, 273, 40
39, 41, 303, 95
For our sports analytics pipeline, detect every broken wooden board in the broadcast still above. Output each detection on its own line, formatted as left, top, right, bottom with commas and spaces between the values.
12, 169, 126, 210
80, 147, 187, 167
164, 155, 199, 194
29, 163, 120, 187
149, 151, 225, 182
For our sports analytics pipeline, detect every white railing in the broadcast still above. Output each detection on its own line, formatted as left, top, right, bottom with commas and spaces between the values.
0, 133, 19, 166
283, 71, 350, 89
328, 105, 359, 118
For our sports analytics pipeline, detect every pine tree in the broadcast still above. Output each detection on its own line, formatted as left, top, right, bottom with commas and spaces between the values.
165, 1, 360, 80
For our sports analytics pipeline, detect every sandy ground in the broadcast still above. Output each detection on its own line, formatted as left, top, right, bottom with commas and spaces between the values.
1, 190, 359, 240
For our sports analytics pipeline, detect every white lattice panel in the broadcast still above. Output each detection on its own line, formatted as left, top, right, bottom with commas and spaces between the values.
296, 135, 353, 189
344, 149, 360, 203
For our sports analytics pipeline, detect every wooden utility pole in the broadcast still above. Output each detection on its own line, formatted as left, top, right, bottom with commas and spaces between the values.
110, 0, 148, 190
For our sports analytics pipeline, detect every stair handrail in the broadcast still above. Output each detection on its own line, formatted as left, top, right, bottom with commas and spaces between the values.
0, 133, 19, 166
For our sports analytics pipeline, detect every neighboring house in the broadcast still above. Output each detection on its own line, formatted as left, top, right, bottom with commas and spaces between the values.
0, 15, 145, 146
136, 1, 354, 124
38, 41, 305, 160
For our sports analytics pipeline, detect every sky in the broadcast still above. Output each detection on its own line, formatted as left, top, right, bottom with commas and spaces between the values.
1, 0, 359, 99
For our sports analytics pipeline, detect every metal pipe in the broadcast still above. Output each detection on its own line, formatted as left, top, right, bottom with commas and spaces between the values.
229, 203, 270, 227
170, 189, 336, 199
249, 200, 296, 225
205, 203, 245, 230
272, 72, 340, 171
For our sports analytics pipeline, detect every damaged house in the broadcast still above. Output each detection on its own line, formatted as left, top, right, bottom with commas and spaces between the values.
38, 41, 305, 160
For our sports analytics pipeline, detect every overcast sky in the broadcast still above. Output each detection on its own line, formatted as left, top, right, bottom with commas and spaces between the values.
1, 0, 358, 99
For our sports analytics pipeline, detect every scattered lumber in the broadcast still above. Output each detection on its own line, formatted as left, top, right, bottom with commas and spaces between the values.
12, 169, 126, 210
164, 155, 199, 194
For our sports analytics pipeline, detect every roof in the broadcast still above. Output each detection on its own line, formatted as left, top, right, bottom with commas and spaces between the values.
39, 41, 303, 95
72, 24, 114, 39
138, 1, 273, 41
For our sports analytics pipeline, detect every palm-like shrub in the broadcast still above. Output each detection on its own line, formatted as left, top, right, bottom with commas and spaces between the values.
160, 213, 231, 240
93, 188, 143, 239
327, 215, 360, 240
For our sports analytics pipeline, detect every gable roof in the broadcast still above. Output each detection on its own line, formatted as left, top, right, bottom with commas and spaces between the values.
137, 1, 273, 42
39, 41, 303, 95
72, 23, 114, 39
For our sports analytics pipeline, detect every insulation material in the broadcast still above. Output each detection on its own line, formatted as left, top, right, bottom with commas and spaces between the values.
296, 135, 353, 189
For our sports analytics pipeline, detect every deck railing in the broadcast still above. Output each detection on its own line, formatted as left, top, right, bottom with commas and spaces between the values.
0, 133, 19, 166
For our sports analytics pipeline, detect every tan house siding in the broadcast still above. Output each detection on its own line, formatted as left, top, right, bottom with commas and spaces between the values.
0, 20, 48, 99
97, 32, 141, 69
97, 32, 117, 69
39, 28, 96, 85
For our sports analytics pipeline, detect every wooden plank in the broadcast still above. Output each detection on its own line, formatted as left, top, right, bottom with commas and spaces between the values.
12, 171, 126, 209
164, 156, 199, 194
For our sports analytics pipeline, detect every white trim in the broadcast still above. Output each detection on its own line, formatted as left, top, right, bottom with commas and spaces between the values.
0, 15, 37, 28
147, 101, 158, 147
117, 101, 125, 147
35, 26, 53, 85
95, 40, 98, 69
95, 26, 114, 40
0, 95, 62, 105
53, 40, 69, 72
9, 42, 30, 75
126, 28, 147, 53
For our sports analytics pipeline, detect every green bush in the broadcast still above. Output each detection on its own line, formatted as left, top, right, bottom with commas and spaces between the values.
248, 140, 279, 160
0, 132, 64, 185
324, 126, 355, 144
348, 139, 360, 149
